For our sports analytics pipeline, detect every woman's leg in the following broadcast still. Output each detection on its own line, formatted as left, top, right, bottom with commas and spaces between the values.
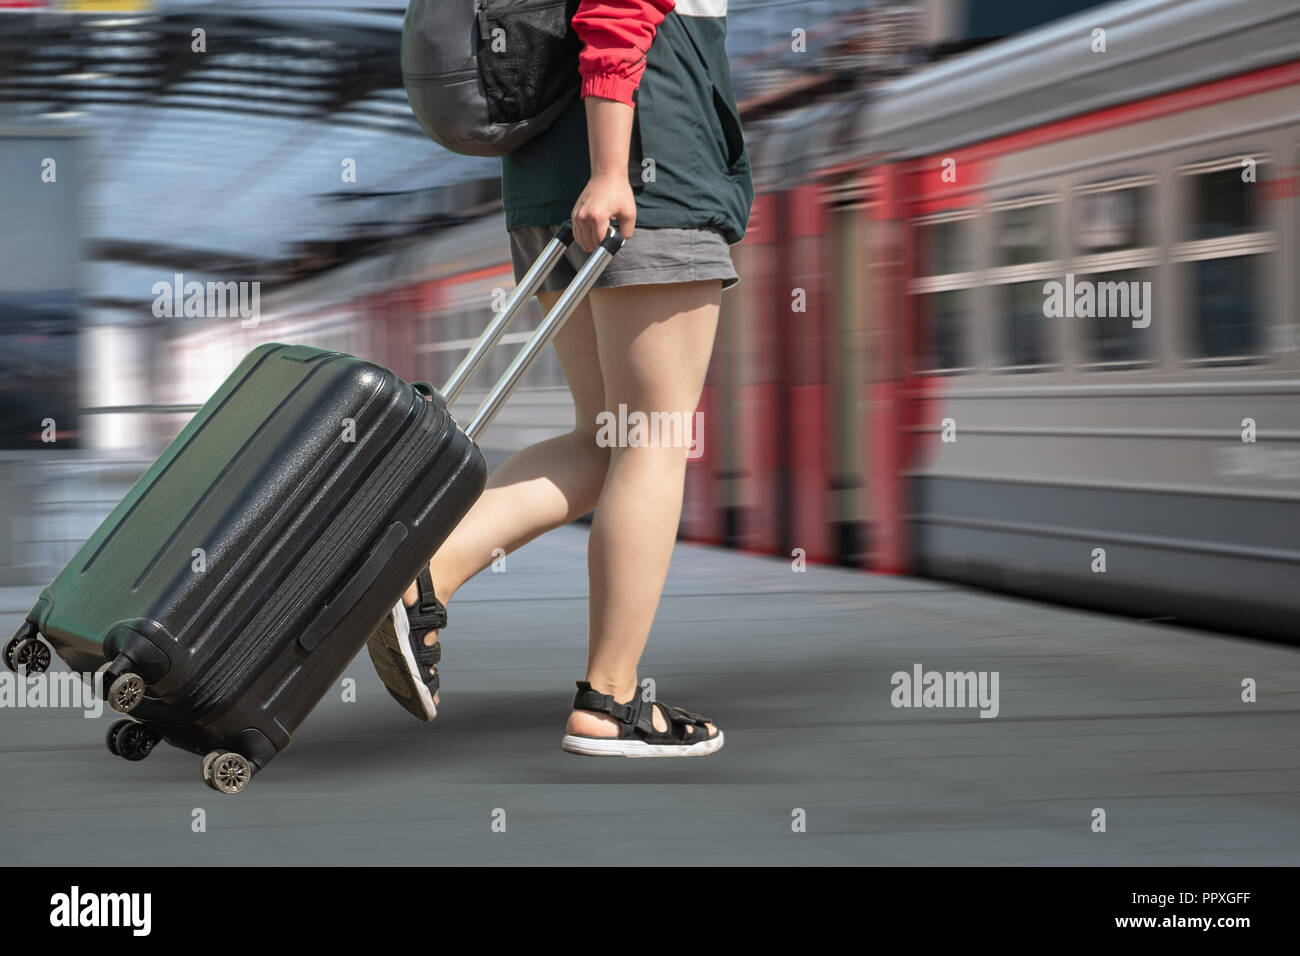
567, 279, 721, 739
392, 291, 609, 695
412, 290, 608, 605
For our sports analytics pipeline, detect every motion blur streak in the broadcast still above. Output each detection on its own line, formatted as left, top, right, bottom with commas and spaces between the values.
1, 0, 1299, 868
2, 0, 1297, 633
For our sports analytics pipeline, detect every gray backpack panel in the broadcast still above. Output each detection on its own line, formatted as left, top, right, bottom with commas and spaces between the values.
403, 0, 582, 158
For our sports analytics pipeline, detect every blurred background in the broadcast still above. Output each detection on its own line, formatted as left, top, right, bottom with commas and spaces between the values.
2, 0, 1300, 869
1, 0, 1298, 641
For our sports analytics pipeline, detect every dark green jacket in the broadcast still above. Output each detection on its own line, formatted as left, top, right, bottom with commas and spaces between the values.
501, 6, 754, 244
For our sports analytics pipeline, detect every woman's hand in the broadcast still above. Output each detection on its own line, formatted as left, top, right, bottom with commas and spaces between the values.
573, 95, 637, 251
572, 172, 636, 252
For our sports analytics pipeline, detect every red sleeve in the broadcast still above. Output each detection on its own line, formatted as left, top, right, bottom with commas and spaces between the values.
572, 0, 676, 106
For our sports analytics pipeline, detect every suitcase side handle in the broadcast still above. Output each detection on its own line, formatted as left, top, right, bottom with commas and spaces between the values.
464, 226, 624, 443
299, 520, 409, 653
439, 222, 576, 406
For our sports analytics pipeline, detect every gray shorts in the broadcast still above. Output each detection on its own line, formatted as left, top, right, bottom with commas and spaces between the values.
508, 224, 740, 293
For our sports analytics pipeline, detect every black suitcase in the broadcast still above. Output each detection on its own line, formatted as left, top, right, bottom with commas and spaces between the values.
4, 223, 621, 793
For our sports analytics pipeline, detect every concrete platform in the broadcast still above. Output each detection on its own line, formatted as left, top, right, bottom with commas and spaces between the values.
2, 525, 1298, 866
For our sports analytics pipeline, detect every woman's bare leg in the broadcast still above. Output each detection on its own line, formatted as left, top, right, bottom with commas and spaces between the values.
567, 279, 721, 739
398, 290, 609, 691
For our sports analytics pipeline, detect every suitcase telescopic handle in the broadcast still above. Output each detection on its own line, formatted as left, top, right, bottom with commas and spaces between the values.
463, 224, 624, 443
439, 222, 575, 406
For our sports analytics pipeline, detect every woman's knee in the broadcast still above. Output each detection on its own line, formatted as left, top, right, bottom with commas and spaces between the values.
563, 427, 610, 515
570, 408, 614, 451
569, 419, 612, 470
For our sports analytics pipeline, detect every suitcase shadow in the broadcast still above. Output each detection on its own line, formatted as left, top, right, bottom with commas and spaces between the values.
275, 689, 566, 781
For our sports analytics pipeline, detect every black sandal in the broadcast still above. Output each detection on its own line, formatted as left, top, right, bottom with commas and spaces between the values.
561, 680, 725, 757
365, 567, 446, 722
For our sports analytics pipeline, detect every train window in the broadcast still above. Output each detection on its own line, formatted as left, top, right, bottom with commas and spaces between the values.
1075, 269, 1151, 364
1187, 254, 1270, 358
1074, 185, 1151, 253
996, 203, 1053, 266
915, 217, 972, 275
915, 289, 970, 372
1174, 157, 1275, 363
1000, 281, 1049, 367
1188, 165, 1260, 239
911, 212, 977, 373
988, 199, 1058, 369
1071, 179, 1159, 366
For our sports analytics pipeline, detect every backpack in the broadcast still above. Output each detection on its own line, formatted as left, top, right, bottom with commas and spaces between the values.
402, 0, 583, 157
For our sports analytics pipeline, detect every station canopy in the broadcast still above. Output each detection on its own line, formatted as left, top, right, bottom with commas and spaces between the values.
0, 0, 871, 314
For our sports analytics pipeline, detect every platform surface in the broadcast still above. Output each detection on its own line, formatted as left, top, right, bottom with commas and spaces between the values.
2, 524, 1298, 866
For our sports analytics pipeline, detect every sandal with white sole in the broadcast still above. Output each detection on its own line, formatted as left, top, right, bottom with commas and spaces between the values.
365, 567, 445, 722
561, 680, 725, 757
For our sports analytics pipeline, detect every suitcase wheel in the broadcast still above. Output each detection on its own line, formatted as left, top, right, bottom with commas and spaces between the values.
106, 672, 146, 714
4, 631, 51, 676
106, 719, 160, 761
202, 752, 254, 795
201, 750, 223, 781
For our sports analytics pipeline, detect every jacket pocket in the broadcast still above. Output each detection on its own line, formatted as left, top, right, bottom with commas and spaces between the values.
627, 106, 651, 193
477, 0, 581, 125
711, 81, 747, 174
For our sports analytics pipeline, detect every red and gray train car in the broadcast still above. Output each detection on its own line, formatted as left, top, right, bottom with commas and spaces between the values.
167, 0, 1300, 641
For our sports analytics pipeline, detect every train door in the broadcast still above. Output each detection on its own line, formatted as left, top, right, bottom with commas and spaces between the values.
863, 163, 909, 574
826, 173, 871, 567
786, 184, 834, 564
680, 260, 732, 545
735, 192, 782, 555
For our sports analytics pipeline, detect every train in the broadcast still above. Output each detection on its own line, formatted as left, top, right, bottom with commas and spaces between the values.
159, 0, 1300, 642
